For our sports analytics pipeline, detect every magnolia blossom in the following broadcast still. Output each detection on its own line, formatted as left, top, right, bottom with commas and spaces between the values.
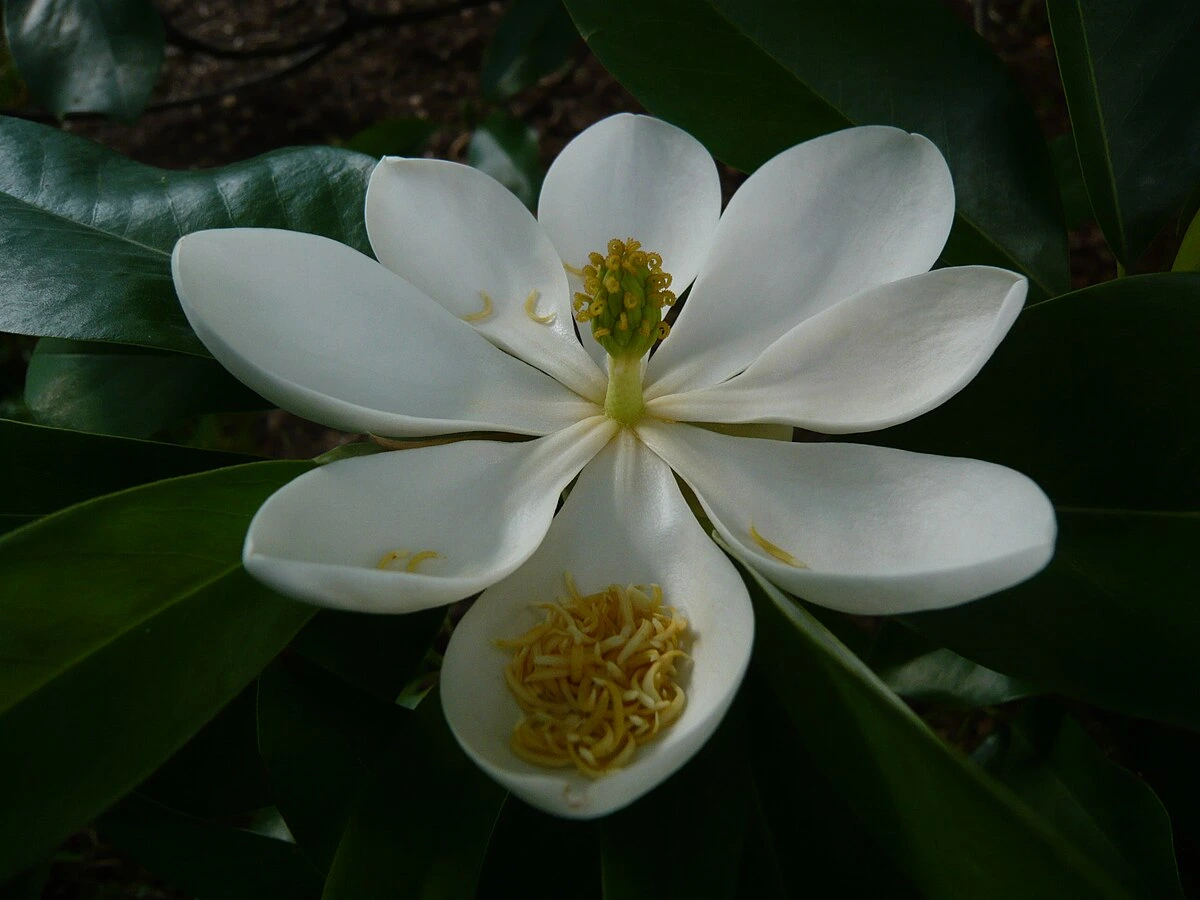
171, 114, 1055, 818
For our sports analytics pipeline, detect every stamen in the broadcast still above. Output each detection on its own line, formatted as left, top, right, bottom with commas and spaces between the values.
749, 525, 807, 568
405, 549, 443, 572
498, 575, 690, 778
376, 549, 410, 569
563, 262, 586, 277
524, 289, 556, 325
461, 291, 493, 323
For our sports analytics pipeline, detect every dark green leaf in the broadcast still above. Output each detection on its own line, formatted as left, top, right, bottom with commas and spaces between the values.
257, 656, 399, 872
468, 110, 544, 209
741, 558, 1137, 900
0, 115, 375, 355
25, 337, 266, 438
600, 702, 750, 900
343, 117, 437, 158
3, 0, 164, 120
0, 417, 259, 534
563, 0, 1067, 296
875, 641, 1037, 709
1046, 0, 1200, 266
101, 794, 323, 900
906, 510, 1200, 731
1174, 207, 1200, 272
477, 799, 600, 900
138, 685, 272, 818
0, 863, 49, 900
321, 689, 506, 900
992, 708, 1184, 900
867, 273, 1200, 511
291, 606, 445, 702
0, 461, 315, 880
1050, 132, 1093, 230
744, 681, 922, 898
481, 0, 578, 98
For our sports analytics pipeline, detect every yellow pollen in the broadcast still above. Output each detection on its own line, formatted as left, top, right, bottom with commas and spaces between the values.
524, 289, 556, 325
497, 575, 690, 778
749, 525, 807, 568
461, 291, 493, 323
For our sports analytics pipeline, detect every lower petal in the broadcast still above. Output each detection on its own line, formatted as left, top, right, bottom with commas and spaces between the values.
243, 416, 618, 613
442, 429, 753, 819
638, 422, 1056, 616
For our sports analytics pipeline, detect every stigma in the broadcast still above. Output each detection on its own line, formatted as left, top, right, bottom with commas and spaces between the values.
496, 574, 690, 778
573, 238, 675, 361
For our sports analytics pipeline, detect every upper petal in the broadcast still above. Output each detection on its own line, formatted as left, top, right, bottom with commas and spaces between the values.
638, 421, 1055, 616
538, 114, 722, 365
647, 267, 1026, 432
442, 428, 753, 819
243, 416, 618, 613
366, 159, 606, 402
172, 228, 597, 437
645, 126, 955, 399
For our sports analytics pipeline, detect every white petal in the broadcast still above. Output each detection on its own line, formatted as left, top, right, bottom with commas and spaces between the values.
647, 267, 1026, 432
442, 429, 753, 819
645, 126, 955, 399
638, 422, 1055, 615
366, 159, 606, 402
538, 112, 721, 306
173, 228, 598, 437
242, 416, 617, 613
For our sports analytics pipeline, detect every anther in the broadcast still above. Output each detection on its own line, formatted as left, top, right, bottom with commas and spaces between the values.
405, 550, 443, 572
749, 525, 807, 568
461, 291, 493, 323
524, 289, 556, 325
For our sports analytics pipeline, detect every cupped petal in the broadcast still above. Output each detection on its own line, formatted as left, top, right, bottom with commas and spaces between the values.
173, 228, 598, 437
538, 114, 722, 364
366, 159, 606, 402
645, 126, 955, 399
647, 267, 1026, 432
638, 422, 1055, 616
442, 429, 754, 819
242, 416, 618, 613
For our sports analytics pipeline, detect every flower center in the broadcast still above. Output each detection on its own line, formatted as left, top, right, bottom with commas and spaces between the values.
497, 574, 690, 778
573, 238, 676, 425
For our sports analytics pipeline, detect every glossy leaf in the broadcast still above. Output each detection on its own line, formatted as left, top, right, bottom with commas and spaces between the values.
467, 110, 543, 209
1047, 0, 1200, 266
25, 337, 266, 438
906, 510, 1200, 731
477, 799, 600, 900
3, 0, 164, 120
1174, 207, 1200, 272
872, 629, 1038, 708
0, 417, 258, 534
868, 273, 1200, 511
138, 686, 272, 819
744, 682, 922, 898
321, 689, 506, 900
989, 708, 1184, 900
481, 0, 578, 98
343, 117, 437, 158
0, 461, 315, 880
101, 794, 323, 900
563, 0, 1067, 297
740, 557, 1138, 900
257, 656, 399, 873
290, 606, 445, 702
600, 703, 750, 900
0, 115, 375, 355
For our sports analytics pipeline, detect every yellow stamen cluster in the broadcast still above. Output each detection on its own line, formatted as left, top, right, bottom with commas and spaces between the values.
573, 238, 676, 360
497, 575, 690, 778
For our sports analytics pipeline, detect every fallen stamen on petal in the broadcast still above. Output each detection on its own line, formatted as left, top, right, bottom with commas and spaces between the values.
376, 549, 410, 569
498, 576, 690, 778
405, 549, 443, 572
523, 289, 556, 325
462, 290, 494, 323
749, 525, 807, 568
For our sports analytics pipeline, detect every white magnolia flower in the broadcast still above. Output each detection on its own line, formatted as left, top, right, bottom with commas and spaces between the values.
171, 114, 1055, 819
